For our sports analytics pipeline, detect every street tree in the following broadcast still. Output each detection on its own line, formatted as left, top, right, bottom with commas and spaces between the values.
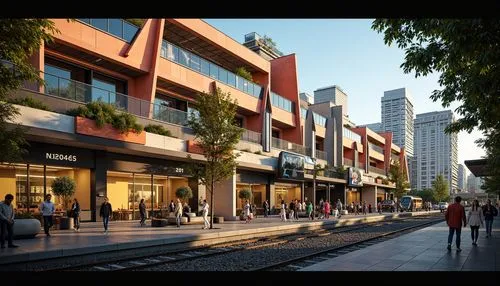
432, 175, 450, 203
388, 161, 410, 200
0, 19, 58, 162
187, 87, 244, 229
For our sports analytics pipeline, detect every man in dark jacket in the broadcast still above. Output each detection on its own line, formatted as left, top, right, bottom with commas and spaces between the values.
482, 199, 498, 238
445, 196, 466, 251
99, 197, 112, 234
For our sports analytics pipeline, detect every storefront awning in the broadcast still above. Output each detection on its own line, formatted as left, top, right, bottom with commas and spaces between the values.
464, 159, 489, 177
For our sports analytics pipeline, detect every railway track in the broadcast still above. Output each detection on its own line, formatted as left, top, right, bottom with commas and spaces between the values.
50, 214, 441, 272
249, 218, 442, 271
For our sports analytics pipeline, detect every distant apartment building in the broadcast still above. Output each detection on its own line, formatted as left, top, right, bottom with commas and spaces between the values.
457, 163, 467, 192
414, 110, 458, 194
313, 85, 349, 116
299, 92, 314, 105
467, 173, 484, 193
381, 88, 414, 158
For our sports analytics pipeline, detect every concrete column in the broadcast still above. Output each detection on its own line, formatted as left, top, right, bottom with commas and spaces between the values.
213, 173, 237, 221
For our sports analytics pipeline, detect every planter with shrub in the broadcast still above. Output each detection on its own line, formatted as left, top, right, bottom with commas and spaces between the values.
68, 101, 145, 144
51, 176, 76, 230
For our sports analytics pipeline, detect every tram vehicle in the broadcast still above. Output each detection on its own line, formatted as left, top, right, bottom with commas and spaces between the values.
400, 195, 423, 212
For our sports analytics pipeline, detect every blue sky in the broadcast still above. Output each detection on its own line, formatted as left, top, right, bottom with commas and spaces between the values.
204, 19, 485, 168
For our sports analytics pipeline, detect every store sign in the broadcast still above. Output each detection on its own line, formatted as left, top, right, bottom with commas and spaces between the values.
46, 153, 77, 162
347, 167, 364, 187
23, 142, 95, 168
277, 151, 305, 181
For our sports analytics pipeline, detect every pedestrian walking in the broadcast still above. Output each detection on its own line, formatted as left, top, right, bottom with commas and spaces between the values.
289, 200, 295, 221
40, 194, 55, 237
377, 201, 382, 214
445, 196, 467, 251
482, 199, 498, 238
174, 198, 183, 228
0, 194, 18, 248
324, 201, 330, 219
468, 200, 484, 246
362, 201, 367, 215
294, 199, 300, 220
263, 200, 269, 218
336, 199, 343, 218
71, 198, 81, 232
280, 200, 287, 222
202, 199, 210, 229
306, 201, 313, 220
99, 197, 113, 234
139, 199, 146, 226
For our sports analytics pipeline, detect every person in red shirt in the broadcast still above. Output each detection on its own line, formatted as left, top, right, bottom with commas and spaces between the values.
445, 196, 467, 251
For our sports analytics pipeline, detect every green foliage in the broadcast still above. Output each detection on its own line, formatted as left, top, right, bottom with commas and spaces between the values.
382, 178, 390, 185
67, 101, 143, 134
0, 19, 58, 162
175, 186, 193, 202
124, 19, 146, 28
235, 67, 253, 81
144, 124, 173, 137
8, 96, 51, 111
372, 19, 500, 197
238, 189, 252, 200
388, 161, 410, 199
14, 211, 35, 219
432, 175, 450, 202
51, 176, 76, 210
187, 87, 244, 228
409, 188, 435, 203
259, 35, 283, 56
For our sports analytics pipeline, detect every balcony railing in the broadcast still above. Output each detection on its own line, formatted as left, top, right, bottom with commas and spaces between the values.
271, 137, 309, 156
42, 72, 151, 117
343, 127, 361, 143
152, 104, 188, 126
77, 19, 139, 43
369, 143, 385, 154
315, 150, 327, 161
368, 166, 386, 175
343, 158, 353, 166
240, 129, 261, 144
160, 40, 263, 99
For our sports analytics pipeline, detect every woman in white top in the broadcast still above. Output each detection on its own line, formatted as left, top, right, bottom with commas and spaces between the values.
468, 199, 484, 246
280, 200, 287, 222
244, 200, 251, 224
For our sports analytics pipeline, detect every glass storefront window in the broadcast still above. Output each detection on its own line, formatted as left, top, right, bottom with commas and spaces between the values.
0, 164, 91, 216
274, 183, 301, 209
236, 184, 266, 211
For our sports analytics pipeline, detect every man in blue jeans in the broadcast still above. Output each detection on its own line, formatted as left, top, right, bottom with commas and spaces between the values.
99, 197, 112, 234
445, 196, 466, 251
482, 199, 498, 238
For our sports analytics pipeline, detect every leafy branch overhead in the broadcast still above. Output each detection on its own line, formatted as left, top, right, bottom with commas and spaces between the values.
0, 19, 59, 163
372, 19, 500, 195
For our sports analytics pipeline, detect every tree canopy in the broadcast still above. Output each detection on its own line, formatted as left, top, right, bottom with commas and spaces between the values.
388, 161, 410, 199
432, 175, 450, 202
372, 19, 500, 196
0, 19, 58, 162
187, 87, 244, 228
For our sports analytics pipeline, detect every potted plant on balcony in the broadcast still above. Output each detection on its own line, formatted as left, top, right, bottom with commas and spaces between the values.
51, 176, 76, 230
68, 101, 145, 144
238, 189, 252, 220
13, 211, 41, 239
375, 176, 384, 184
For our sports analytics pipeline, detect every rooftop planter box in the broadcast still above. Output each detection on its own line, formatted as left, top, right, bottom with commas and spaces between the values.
75, 116, 146, 144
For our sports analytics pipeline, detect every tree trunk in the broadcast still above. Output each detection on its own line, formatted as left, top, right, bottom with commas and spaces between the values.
210, 180, 215, 229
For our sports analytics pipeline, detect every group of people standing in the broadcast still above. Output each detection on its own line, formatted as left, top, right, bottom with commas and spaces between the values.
445, 196, 498, 251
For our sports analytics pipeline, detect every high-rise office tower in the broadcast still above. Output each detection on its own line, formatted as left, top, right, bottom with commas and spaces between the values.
414, 110, 458, 194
